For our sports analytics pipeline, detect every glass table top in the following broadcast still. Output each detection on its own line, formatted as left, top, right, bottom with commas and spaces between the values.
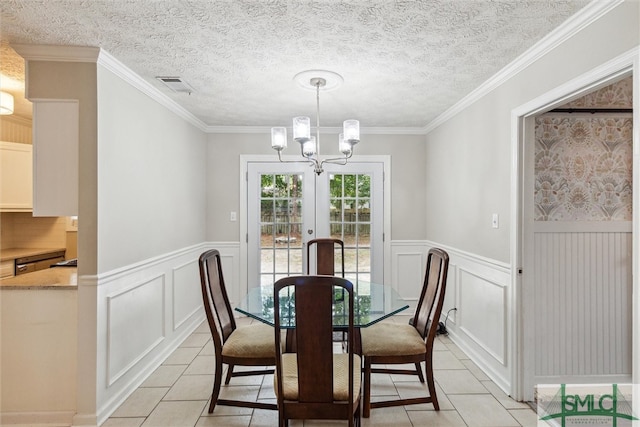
235, 281, 409, 328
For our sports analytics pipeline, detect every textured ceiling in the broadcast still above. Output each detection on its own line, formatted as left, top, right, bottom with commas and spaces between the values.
0, 0, 591, 128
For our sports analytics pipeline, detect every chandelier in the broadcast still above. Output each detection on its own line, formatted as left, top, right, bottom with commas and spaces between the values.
270, 70, 360, 175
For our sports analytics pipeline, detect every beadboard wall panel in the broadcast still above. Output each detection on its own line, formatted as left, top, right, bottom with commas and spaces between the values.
0, 117, 32, 144
533, 224, 632, 385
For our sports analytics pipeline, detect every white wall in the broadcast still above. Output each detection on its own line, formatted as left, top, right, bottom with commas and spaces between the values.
424, 1, 639, 262
96, 65, 207, 271
17, 48, 210, 426
423, 0, 639, 398
206, 132, 427, 242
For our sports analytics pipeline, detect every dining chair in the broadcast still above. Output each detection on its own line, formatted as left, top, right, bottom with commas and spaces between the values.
198, 249, 277, 412
273, 275, 362, 427
306, 238, 345, 276
360, 247, 449, 417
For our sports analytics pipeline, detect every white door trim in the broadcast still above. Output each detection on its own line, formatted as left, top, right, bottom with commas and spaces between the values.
240, 154, 391, 296
510, 48, 639, 401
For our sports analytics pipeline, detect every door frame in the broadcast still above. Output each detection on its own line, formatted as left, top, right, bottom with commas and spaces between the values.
510, 49, 639, 401
240, 154, 391, 297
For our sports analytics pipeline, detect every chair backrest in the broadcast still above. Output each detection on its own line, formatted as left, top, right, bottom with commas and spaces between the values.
412, 248, 449, 344
306, 238, 345, 276
273, 275, 355, 405
199, 249, 236, 345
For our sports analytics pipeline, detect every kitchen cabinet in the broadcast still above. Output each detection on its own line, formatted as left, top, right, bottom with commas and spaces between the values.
0, 260, 14, 278
32, 100, 78, 216
0, 141, 33, 212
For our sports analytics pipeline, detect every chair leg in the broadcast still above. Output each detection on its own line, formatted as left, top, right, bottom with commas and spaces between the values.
363, 358, 372, 418
414, 362, 425, 383
425, 355, 439, 410
208, 355, 224, 413
224, 363, 234, 385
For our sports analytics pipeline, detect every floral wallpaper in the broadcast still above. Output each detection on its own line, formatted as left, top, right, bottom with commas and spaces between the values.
534, 77, 633, 221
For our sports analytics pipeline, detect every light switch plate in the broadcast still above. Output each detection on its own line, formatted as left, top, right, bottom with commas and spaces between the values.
492, 213, 499, 229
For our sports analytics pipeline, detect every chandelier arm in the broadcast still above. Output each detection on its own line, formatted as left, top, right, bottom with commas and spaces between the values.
277, 150, 319, 167
320, 155, 350, 167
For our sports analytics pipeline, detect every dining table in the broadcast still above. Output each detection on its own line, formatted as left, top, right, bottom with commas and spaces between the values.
235, 279, 410, 353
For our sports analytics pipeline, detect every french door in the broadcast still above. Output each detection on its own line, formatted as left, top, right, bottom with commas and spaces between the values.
247, 161, 384, 295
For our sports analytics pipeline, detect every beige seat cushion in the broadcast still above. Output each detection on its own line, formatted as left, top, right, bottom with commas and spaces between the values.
360, 322, 426, 356
222, 323, 275, 359
276, 353, 362, 402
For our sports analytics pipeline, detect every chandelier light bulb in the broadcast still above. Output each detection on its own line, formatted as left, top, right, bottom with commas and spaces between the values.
339, 133, 352, 155
293, 116, 311, 143
0, 91, 14, 115
343, 120, 360, 145
302, 137, 316, 158
271, 127, 287, 151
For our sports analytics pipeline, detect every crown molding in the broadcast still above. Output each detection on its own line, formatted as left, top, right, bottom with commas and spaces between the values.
10, 44, 209, 132
422, 0, 625, 134
205, 125, 426, 135
11, 44, 100, 62
96, 49, 208, 131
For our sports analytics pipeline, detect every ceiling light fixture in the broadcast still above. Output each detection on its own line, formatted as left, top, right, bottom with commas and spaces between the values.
270, 70, 359, 175
0, 91, 14, 115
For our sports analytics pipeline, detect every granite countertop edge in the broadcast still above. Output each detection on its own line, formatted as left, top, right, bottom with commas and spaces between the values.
0, 267, 78, 289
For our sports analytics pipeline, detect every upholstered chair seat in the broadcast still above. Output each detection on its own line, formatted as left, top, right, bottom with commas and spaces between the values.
361, 323, 425, 356
222, 323, 276, 359
276, 353, 362, 402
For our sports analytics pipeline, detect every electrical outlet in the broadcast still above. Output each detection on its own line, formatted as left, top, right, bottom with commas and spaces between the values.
230, 211, 237, 221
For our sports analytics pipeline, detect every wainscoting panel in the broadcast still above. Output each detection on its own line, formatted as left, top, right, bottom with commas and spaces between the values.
395, 251, 426, 303
532, 225, 632, 384
458, 268, 507, 364
391, 241, 512, 391
96, 243, 209, 424
172, 260, 202, 331
106, 273, 165, 386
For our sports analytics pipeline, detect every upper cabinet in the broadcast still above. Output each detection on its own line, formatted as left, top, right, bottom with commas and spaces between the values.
32, 100, 79, 217
0, 141, 33, 212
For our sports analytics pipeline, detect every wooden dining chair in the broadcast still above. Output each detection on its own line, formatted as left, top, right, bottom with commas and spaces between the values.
198, 249, 277, 412
273, 275, 361, 427
306, 238, 345, 276
360, 247, 449, 417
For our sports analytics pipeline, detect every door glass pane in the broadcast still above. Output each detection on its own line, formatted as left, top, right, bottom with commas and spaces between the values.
260, 173, 303, 292
329, 173, 372, 292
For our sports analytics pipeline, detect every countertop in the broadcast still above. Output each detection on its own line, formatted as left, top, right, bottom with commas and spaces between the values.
0, 267, 77, 290
1, 247, 66, 262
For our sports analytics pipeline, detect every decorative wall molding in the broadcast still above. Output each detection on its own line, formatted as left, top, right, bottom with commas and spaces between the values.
458, 267, 507, 365
172, 260, 202, 331
106, 273, 166, 386
95, 242, 208, 284
12, 44, 100, 62
391, 240, 513, 391
96, 49, 208, 132
205, 125, 427, 135
95, 244, 207, 425
534, 220, 632, 233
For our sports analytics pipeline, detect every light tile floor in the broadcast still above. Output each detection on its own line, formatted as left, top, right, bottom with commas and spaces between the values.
103, 315, 537, 427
